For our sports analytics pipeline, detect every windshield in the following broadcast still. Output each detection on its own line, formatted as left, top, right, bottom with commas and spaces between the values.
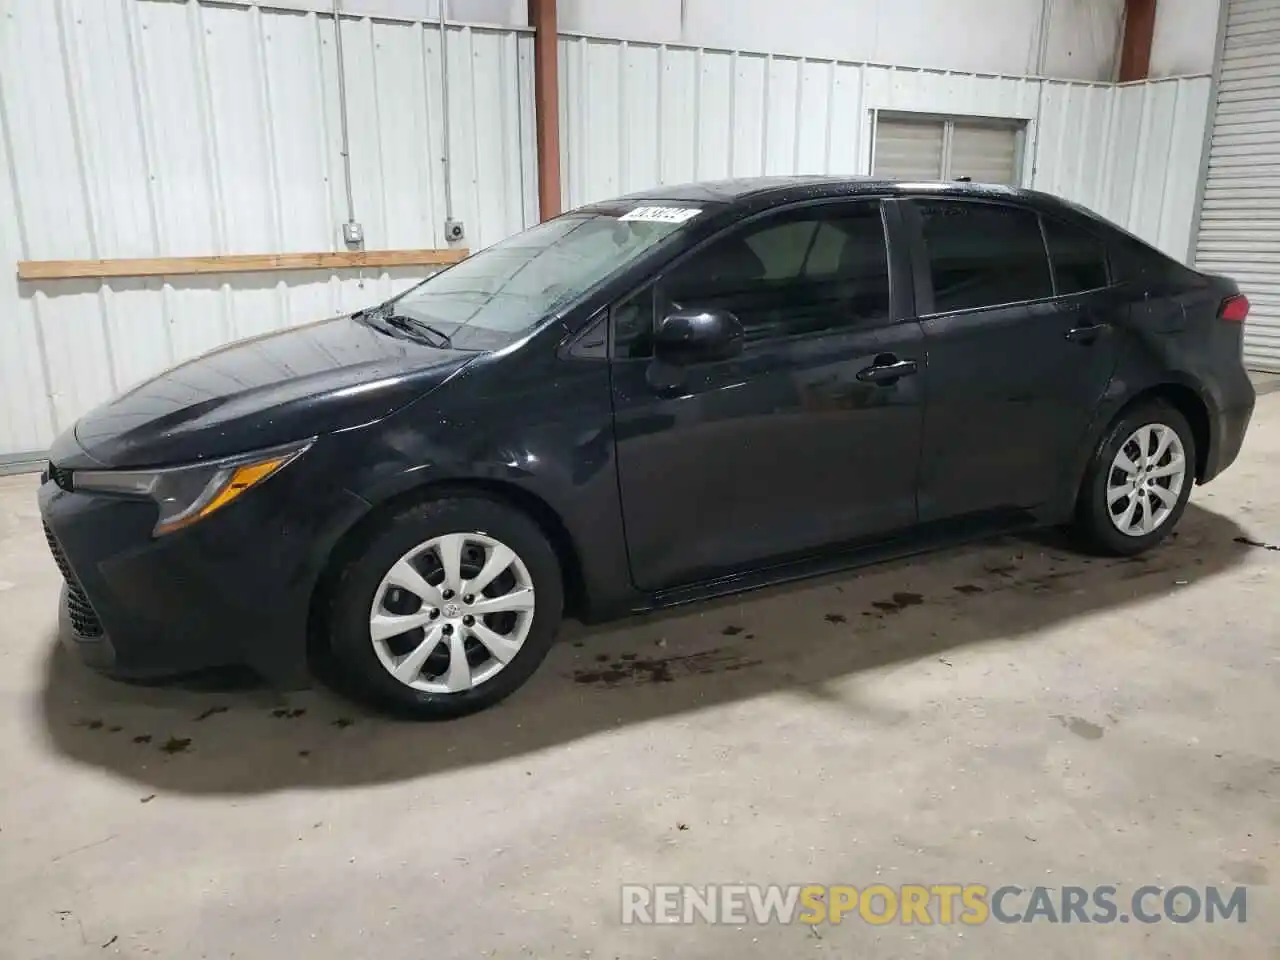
387, 204, 703, 348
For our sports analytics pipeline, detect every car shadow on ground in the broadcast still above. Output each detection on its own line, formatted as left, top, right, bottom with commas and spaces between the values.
36, 503, 1257, 795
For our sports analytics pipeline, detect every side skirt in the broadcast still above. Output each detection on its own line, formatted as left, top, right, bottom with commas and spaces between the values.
632, 509, 1040, 615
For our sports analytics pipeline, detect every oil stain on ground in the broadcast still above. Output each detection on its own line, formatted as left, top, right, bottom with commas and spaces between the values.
573, 647, 763, 687
871, 592, 925, 615
1234, 536, 1280, 552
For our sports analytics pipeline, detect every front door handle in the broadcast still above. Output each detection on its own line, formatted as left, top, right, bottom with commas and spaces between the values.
1065, 323, 1108, 344
856, 357, 918, 384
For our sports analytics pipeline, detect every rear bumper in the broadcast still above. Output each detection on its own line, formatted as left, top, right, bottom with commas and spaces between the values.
1203, 398, 1254, 483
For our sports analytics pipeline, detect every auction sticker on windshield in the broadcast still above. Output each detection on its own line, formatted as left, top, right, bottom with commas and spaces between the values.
618, 206, 702, 224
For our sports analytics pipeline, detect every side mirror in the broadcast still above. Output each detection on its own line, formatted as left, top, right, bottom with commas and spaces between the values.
653, 309, 744, 365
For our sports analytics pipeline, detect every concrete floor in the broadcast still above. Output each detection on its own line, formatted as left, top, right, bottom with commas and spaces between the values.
1, 401, 1278, 960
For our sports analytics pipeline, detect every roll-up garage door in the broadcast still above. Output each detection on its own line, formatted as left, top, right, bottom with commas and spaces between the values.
1195, 0, 1280, 371
950, 121, 1022, 185
873, 115, 1022, 185
872, 117, 946, 180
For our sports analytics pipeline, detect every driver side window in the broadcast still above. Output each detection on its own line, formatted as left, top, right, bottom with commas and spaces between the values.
613, 202, 890, 358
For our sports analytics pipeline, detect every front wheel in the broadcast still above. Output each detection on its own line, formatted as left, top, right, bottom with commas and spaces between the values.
1073, 401, 1196, 556
326, 496, 564, 718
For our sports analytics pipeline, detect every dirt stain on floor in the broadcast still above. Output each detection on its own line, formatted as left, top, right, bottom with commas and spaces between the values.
1223, 860, 1269, 885
1053, 715, 1105, 740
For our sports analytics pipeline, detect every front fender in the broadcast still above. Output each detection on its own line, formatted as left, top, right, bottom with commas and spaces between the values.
334, 351, 637, 619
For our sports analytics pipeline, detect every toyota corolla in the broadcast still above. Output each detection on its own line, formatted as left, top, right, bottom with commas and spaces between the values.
39, 177, 1255, 718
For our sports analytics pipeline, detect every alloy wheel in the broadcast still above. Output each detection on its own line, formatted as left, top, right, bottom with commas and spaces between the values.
1105, 423, 1187, 537
368, 533, 535, 693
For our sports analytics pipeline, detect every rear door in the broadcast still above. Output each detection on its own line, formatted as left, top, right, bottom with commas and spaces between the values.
610, 199, 924, 591
903, 198, 1121, 521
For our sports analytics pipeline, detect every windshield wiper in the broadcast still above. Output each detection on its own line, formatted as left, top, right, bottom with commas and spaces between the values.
359, 302, 453, 348
383, 312, 453, 349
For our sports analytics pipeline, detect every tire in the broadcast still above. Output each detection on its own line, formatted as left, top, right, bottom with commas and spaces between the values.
1073, 400, 1196, 556
326, 495, 564, 719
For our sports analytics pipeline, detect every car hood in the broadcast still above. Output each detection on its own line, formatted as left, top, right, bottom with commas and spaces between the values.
72, 314, 479, 468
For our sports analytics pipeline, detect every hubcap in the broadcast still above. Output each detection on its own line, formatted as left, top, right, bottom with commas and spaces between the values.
1106, 423, 1186, 538
368, 533, 535, 693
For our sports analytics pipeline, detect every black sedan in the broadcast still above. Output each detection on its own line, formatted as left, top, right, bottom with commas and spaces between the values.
40, 177, 1255, 718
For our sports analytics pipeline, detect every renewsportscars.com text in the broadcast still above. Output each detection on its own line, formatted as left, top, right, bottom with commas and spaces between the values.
621, 883, 1248, 926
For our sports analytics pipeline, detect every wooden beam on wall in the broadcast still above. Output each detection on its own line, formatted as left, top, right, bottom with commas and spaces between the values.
529, 0, 562, 221
1119, 0, 1158, 82
17, 248, 469, 282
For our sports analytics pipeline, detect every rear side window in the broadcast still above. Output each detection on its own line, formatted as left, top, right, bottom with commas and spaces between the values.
1043, 217, 1109, 294
916, 201, 1053, 313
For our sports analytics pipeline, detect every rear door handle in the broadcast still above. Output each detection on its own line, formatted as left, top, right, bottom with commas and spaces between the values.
1065, 323, 1107, 344
856, 357, 918, 384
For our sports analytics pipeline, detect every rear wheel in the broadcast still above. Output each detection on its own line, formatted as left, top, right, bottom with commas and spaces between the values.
327, 496, 564, 718
1073, 401, 1195, 556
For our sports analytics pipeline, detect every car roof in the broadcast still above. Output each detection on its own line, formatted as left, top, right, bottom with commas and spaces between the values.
618, 175, 1078, 215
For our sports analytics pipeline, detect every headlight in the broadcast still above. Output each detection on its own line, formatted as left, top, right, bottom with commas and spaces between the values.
73, 440, 312, 536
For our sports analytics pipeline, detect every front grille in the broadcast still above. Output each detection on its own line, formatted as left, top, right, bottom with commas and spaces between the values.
43, 522, 75, 582
66, 585, 103, 638
43, 523, 104, 638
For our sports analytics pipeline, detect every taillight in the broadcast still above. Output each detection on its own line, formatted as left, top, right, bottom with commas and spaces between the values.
1220, 294, 1250, 322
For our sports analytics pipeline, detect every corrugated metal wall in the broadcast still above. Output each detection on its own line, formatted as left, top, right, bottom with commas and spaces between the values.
0, 0, 535, 461
0, 7, 1213, 460
558, 34, 1211, 259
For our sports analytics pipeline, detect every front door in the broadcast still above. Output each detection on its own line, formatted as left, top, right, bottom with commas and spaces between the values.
903, 199, 1121, 521
610, 200, 924, 591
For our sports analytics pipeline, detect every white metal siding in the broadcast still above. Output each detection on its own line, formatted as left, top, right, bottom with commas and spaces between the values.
0, 0, 536, 461
872, 117, 945, 179
1195, 0, 1280, 371
0, 8, 1215, 459
559, 37, 1211, 266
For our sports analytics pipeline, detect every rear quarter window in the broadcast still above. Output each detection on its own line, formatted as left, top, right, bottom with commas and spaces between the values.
1042, 216, 1108, 294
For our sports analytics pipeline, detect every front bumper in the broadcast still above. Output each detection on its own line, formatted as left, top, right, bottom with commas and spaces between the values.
39, 440, 370, 685
56, 583, 119, 672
